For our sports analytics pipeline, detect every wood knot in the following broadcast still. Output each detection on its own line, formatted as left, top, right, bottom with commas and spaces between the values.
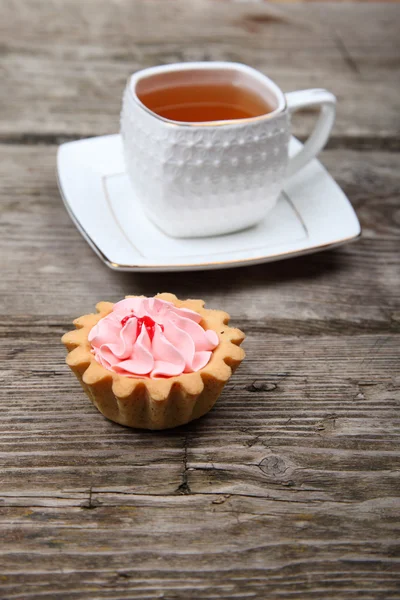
259, 455, 288, 477
245, 381, 277, 393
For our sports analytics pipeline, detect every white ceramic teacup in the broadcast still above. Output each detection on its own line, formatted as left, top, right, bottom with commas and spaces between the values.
121, 62, 336, 238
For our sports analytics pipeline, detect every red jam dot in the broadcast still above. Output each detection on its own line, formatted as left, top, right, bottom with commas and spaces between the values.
120, 315, 131, 327
120, 314, 163, 341
137, 316, 164, 341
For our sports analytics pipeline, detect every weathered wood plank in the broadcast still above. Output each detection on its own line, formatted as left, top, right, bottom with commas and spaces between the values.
0, 1, 399, 143
0, 496, 399, 599
3, 329, 396, 596
1, 331, 399, 497
1, 144, 399, 327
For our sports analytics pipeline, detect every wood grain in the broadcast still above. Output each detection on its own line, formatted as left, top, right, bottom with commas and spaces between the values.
0, 1, 399, 144
1, 144, 399, 326
1, 1, 400, 599
1, 330, 399, 598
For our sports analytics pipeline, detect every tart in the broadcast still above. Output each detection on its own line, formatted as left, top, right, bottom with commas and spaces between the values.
61, 293, 245, 430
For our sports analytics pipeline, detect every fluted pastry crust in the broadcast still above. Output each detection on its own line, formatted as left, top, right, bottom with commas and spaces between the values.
62, 293, 245, 429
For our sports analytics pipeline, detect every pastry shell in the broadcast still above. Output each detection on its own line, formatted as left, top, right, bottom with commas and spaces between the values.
61, 293, 245, 430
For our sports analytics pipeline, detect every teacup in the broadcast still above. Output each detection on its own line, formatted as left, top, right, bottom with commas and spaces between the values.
121, 62, 336, 238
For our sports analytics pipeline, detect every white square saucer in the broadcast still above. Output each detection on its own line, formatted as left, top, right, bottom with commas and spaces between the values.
57, 134, 360, 272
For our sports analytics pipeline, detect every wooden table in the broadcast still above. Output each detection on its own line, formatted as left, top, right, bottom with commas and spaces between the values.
1, 1, 399, 598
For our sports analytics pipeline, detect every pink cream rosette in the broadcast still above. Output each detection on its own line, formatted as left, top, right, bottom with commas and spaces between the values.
88, 297, 219, 378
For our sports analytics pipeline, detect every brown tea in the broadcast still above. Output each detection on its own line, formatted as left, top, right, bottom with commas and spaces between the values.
138, 82, 273, 122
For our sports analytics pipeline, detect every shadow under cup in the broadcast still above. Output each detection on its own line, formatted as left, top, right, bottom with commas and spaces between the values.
121, 62, 290, 238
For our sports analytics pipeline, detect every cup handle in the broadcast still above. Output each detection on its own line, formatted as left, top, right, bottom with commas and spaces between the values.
285, 89, 336, 178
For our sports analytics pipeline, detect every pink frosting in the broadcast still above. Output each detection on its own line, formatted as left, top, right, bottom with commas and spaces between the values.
88, 297, 219, 378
